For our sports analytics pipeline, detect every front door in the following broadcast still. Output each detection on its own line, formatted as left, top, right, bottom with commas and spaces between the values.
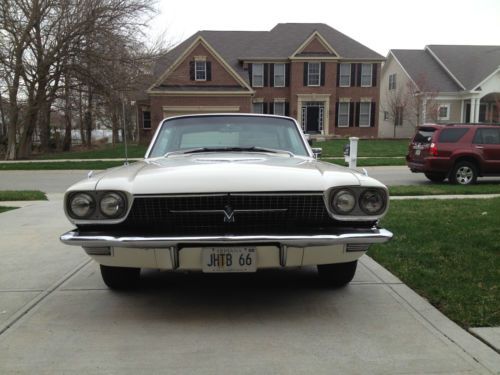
302, 102, 324, 134
307, 106, 320, 133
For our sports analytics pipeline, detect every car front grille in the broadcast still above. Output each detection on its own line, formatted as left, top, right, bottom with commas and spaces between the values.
116, 193, 337, 235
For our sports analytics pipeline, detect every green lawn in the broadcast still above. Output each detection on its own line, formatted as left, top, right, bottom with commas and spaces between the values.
33, 144, 147, 160
326, 158, 407, 167
0, 160, 127, 170
313, 139, 409, 157
0, 191, 47, 201
368, 198, 500, 328
389, 184, 500, 196
0, 206, 17, 214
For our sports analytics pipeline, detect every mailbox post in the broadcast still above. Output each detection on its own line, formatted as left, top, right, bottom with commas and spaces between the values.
344, 137, 359, 168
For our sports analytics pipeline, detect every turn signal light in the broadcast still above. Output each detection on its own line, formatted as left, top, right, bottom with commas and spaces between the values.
429, 143, 438, 156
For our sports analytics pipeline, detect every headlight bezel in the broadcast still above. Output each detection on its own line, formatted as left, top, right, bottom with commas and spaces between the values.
65, 190, 130, 223
68, 192, 96, 219
331, 188, 357, 214
359, 189, 386, 215
99, 192, 127, 218
326, 186, 388, 221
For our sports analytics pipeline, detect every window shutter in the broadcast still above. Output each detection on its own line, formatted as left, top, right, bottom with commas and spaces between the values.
206, 62, 212, 81
355, 102, 360, 127
248, 63, 253, 86
320, 62, 325, 86
336, 64, 340, 87
189, 61, 195, 81
349, 102, 355, 127
285, 64, 290, 87
264, 64, 269, 87
350, 64, 356, 87
371, 102, 376, 127
285, 102, 290, 116
335, 102, 339, 127
303, 62, 308, 86
270, 64, 275, 87
371, 63, 377, 87
268, 102, 274, 115
356, 64, 362, 87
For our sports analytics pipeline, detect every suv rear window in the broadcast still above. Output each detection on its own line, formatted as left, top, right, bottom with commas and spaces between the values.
437, 128, 469, 143
413, 127, 436, 144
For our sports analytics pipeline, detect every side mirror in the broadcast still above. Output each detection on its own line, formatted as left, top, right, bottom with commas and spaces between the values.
312, 147, 322, 159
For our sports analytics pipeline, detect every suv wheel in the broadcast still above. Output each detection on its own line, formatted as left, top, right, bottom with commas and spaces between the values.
424, 172, 446, 183
100, 265, 140, 290
317, 261, 357, 287
450, 161, 477, 185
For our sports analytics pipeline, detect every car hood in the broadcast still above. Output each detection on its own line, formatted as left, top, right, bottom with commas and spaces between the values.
68, 153, 385, 195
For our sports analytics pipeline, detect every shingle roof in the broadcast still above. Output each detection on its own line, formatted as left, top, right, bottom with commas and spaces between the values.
426, 45, 500, 90
151, 23, 384, 87
391, 49, 461, 92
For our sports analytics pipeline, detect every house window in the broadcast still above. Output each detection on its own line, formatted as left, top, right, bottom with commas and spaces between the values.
339, 63, 351, 87
307, 62, 321, 86
359, 102, 371, 127
388, 73, 396, 90
142, 111, 151, 129
273, 101, 285, 116
252, 63, 264, 87
338, 102, 350, 127
195, 61, 206, 81
395, 106, 404, 126
361, 64, 373, 87
438, 104, 450, 120
252, 102, 264, 114
384, 111, 389, 120
274, 63, 285, 87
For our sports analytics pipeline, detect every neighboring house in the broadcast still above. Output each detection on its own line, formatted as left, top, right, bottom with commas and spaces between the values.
379, 45, 500, 138
137, 23, 384, 143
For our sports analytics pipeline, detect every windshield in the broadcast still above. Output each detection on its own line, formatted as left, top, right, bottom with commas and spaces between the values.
147, 115, 309, 158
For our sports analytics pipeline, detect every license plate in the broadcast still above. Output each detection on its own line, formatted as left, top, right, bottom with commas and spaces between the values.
415, 149, 421, 156
202, 247, 257, 273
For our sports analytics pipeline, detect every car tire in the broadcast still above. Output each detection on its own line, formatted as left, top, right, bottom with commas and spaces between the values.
424, 172, 447, 183
449, 161, 478, 185
100, 265, 140, 290
317, 260, 357, 287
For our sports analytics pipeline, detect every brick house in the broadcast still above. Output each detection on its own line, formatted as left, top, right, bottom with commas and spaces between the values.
137, 23, 384, 143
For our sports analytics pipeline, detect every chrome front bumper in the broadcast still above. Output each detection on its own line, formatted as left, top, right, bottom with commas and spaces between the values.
59, 228, 393, 248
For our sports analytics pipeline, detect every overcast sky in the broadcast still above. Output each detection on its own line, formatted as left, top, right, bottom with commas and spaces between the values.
148, 0, 500, 56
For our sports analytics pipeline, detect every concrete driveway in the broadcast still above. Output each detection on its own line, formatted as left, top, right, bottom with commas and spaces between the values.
1, 201, 498, 374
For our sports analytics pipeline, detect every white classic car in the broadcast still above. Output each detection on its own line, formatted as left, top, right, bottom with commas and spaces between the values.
60, 114, 392, 289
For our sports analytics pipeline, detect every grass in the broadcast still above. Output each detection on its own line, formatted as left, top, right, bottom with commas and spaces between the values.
368, 198, 500, 328
389, 184, 500, 196
0, 160, 126, 170
326, 158, 407, 167
33, 144, 147, 160
0, 191, 47, 201
313, 139, 409, 158
0, 206, 17, 214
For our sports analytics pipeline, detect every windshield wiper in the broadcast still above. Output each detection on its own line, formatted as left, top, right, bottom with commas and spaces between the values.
165, 146, 294, 157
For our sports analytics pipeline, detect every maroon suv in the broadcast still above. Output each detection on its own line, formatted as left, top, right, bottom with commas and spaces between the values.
406, 124, 500, 184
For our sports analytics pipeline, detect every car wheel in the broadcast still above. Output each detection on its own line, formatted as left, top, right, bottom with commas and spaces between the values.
317, 260, 357, 287
100, 265, 140, 290
450, 161, 477, 185
424, 172, 447, 183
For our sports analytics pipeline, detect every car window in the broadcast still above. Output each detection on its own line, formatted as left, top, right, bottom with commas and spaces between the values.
413, 128, 436, 144
437, 128, 469, 143
473, 128, 500, 145
148, 116, 309, 157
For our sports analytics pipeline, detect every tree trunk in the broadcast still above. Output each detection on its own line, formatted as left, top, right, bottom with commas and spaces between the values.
17, 107, 38, 158
78, 88, 85, 146
85, 85, 93, 149
111, 104, 119, 145
38, 100, 51, 152
62, 84, 72, 152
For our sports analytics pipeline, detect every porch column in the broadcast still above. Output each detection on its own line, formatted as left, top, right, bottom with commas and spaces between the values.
460, 100, 464, 122
474, 97, 481, 123
470, 98, 476, 123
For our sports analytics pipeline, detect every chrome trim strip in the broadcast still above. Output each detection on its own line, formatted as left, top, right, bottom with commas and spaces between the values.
60, 228, 393, 248
169, 209, 288, 214
133, 192, 324, 198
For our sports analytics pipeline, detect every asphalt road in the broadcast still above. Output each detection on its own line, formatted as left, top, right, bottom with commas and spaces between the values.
0, 201, 497, 374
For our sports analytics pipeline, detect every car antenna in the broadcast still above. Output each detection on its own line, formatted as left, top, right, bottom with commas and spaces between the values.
122, 93, 129, 166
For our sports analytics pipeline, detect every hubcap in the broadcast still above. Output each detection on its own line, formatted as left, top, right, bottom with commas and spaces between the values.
456, 166, 473, 184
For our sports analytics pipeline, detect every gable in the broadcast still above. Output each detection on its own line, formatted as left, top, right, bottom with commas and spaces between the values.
291, 32, 339, 58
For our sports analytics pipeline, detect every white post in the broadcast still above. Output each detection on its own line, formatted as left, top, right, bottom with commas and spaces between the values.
349, 137, 359, 169
470, 98, 476, 123
474, 98, 481, 123
422, 97, 427, 124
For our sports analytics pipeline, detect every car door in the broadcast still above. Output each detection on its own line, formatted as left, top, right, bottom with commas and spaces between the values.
472, 128, 500, 174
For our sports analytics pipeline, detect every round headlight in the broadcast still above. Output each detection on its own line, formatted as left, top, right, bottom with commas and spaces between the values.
332, 189, 356, 214
69, 193, 95, 218
99, 192, 126, 218
359, 189, 386, 215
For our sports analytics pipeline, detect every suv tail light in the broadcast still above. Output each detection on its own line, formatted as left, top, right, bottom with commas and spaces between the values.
429, 143, 438, 156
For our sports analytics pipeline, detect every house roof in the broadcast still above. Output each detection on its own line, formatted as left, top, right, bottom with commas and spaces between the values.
391, 49, 461, 92
426, 45, 500, 90
152, 23, 384, 87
